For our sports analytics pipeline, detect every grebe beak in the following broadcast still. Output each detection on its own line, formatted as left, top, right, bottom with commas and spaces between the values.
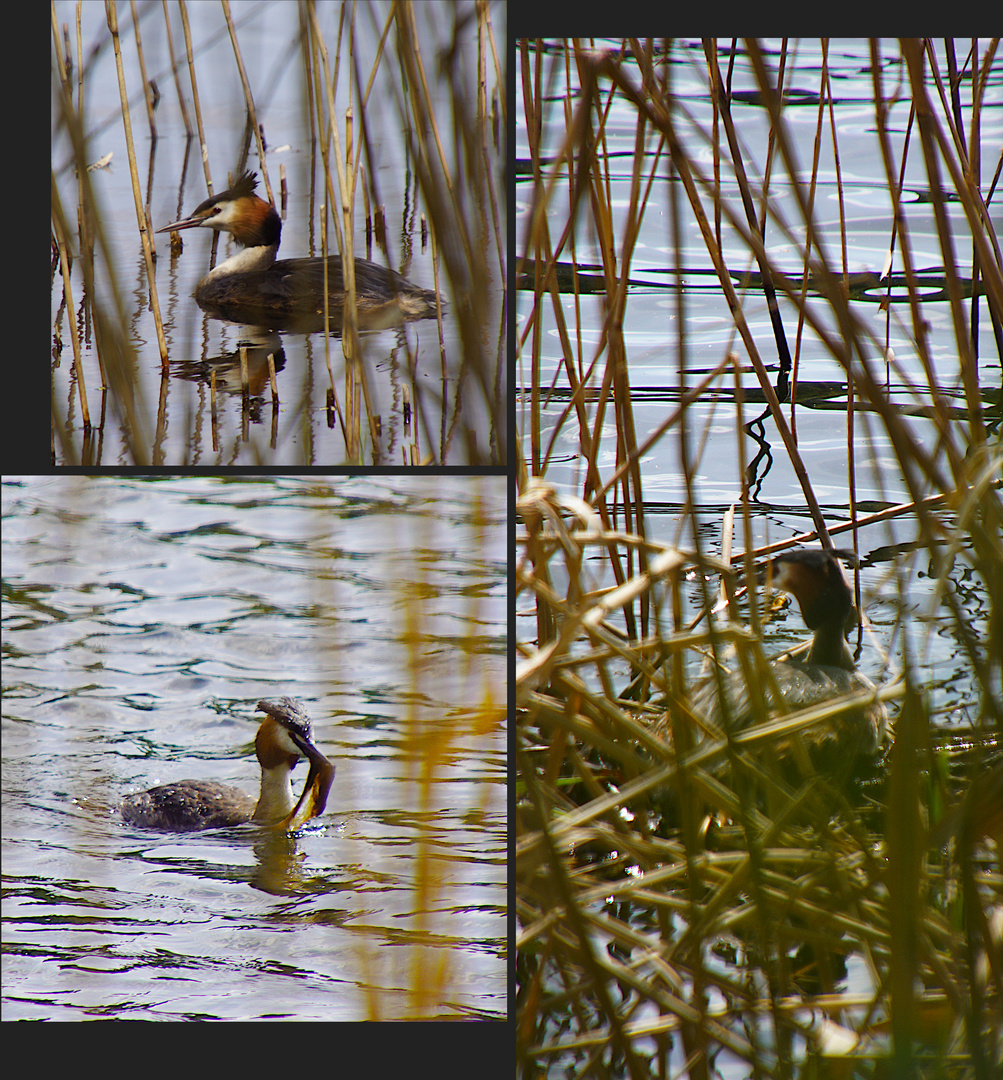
276, 742, 336, 831
156, 212, 211, 234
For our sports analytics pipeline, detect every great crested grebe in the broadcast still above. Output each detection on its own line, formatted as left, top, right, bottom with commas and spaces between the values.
121, 698, 335, 832
645, 548, 887, 767
156, 171, 441, 328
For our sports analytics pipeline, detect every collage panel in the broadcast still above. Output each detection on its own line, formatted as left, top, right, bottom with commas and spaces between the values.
52, 1, 506, 466
2, 473, 508, 1023
515, 37, 1002, 1078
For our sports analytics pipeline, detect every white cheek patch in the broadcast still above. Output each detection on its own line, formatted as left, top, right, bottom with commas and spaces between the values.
271, 724, 304, 758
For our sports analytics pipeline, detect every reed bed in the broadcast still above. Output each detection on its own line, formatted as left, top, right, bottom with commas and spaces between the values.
51, 2, 505, 465
517, 39, 1002, 1078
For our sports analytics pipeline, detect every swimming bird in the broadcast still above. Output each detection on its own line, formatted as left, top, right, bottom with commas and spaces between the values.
121, 698, 334, 832
157, 171, 441, 329
655, 548, 888, 769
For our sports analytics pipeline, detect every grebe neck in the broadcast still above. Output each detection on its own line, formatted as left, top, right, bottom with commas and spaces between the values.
203, 243, 279, 283
251, 759, 297, 823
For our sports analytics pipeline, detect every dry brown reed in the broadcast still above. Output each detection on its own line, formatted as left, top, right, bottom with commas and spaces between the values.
517, 38, 1002, 1078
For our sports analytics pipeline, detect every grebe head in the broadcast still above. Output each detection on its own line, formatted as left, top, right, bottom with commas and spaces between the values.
252, 696, 334, 826
157, 171, 281, 252
249, 697, 335, 826
770, 548, 860, 669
